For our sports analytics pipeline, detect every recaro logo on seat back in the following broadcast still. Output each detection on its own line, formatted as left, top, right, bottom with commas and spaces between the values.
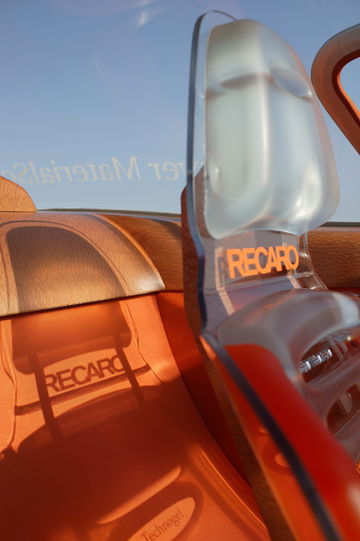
225, 245, 299, 279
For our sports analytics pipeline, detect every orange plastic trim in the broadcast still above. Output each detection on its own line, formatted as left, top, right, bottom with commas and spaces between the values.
225, 343, 360, 541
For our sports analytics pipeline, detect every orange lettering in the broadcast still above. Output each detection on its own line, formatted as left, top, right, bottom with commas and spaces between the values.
227, 248, 244, 278
275, 246, 287, 270
267, 246, 282, 271
225, 245, 299, 279
286, 245, 299, 270
243, 248, 257, 276
255, 246, 269, 274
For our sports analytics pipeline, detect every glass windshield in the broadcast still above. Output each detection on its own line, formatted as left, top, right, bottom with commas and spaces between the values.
0, 0, 358, 220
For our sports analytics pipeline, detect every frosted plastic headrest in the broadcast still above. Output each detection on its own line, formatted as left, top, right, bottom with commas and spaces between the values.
204, 19, 338, 239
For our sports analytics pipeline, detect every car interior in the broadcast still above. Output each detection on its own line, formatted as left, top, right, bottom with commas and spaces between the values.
0, 11, 359, 541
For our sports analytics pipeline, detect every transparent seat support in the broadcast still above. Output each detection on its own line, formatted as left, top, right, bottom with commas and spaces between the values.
185, 12, 360, 541
187, 14, 359, 463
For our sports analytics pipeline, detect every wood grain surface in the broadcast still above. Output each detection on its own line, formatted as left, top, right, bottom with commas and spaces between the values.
0, 212, 164, 316
103, 214, 183, 291
1, 197, 359, 317
0, 176, 36, 212
309, 227, 360, 289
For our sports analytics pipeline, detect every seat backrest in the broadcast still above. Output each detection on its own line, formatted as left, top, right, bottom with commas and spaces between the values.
186, 15, 340, 331
183, 13, 360, 541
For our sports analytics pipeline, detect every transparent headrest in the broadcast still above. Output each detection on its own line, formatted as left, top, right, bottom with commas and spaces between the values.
194, 18, 339, 239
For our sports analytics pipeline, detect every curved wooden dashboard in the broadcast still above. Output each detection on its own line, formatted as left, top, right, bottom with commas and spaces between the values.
0, 202, 357, 318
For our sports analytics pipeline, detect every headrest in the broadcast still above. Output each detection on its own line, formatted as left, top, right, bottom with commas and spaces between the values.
191, 19, 339, 239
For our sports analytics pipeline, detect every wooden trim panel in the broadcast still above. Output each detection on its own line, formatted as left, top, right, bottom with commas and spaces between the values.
309, 227, 360, 290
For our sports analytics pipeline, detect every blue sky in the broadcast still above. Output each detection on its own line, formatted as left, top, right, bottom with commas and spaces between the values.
0, 0, 358, 220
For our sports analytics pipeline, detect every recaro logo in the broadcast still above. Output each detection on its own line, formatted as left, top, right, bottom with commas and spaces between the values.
225, 245, 299, 279
45, 355, 124, 394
